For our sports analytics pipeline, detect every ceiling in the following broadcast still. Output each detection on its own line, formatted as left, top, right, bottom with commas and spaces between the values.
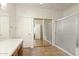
16, 3, 76, 10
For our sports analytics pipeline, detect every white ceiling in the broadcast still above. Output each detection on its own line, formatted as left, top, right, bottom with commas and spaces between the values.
16, 3, 76, 10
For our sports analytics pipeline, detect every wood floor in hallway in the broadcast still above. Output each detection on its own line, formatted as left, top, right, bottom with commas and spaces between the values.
23, 39, 65, 56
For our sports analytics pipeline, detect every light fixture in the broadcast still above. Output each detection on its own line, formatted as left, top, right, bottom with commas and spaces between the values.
1, 3, 7, 9
0, 0, 7, 9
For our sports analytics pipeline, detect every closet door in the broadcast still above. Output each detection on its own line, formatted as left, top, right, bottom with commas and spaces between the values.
16, 17, 33, 48
44, 19, 52, 43
55, 20, 64, 48
63, 16, 76, 55
0, 16, 9, 39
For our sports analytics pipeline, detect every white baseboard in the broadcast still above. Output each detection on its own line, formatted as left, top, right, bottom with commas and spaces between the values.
53, 44, 74, 56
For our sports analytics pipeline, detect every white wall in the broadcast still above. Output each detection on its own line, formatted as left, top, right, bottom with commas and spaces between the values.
0, 15, 9, 39
34, 19, 43, 24
55, 4, 79, 55
16, 5, 54, 19
16, 17, 34, 48
63, 4, 79, 17
7, 4, 16, 38
63, 3, 79, 56
0, 4, 9, 39
0, 3, 16, 40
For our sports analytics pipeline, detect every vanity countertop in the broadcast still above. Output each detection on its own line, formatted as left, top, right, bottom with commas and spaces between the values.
0, 39, 23, 56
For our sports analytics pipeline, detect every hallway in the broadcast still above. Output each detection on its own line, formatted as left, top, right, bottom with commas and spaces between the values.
23, 39, 65, 56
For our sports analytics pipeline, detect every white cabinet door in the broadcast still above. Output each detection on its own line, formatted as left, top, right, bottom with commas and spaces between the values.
0, 16, 9, 39
16, 17, 34, 48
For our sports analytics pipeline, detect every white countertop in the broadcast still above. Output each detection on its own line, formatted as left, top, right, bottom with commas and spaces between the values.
0, 39, 23, 56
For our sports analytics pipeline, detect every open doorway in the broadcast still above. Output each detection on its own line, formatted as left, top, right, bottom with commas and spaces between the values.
33, 18, 44, 47
33, 18, 52, 47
